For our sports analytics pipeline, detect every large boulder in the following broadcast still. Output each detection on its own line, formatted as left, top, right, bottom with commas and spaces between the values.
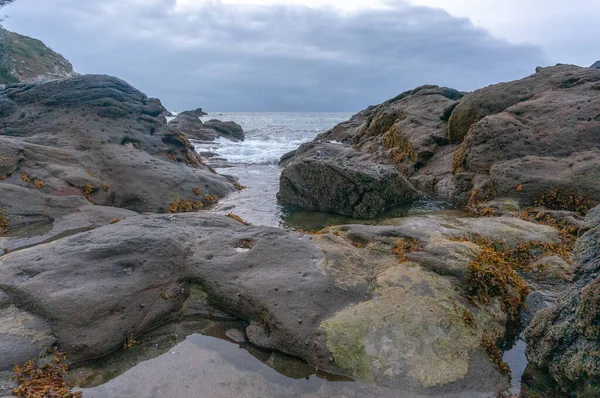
452, 64, 600, 209
0, 211, 565, 395
0, 75, 236, 219
278, 142, 418, 218
591, 61, 600, 69
525, 205, 600, 395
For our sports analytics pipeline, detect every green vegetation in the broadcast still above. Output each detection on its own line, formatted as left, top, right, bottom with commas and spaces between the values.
0, 26, 74, 84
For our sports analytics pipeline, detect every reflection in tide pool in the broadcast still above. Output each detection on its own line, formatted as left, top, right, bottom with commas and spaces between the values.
80, 332, 405, 398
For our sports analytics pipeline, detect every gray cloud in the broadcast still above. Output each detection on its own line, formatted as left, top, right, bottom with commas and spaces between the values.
3, 0, 547, 111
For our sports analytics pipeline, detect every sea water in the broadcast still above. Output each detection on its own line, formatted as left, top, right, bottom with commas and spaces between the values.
190, 112, 449, 229
192, 112, 353, 228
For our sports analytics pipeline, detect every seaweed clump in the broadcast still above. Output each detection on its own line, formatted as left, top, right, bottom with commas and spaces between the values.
227, 213, 252, 226
393, 238, 425, 263
0, 213, 8, 233
534, 189, 597, 215
481, 335, 511, 376
168, 193, 219, 214
462, 235, 531, 322
456, 233, 576, 322
382, 125, 417, 166
12, 349, 82, 398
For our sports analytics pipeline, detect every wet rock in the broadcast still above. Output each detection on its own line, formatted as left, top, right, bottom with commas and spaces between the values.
167, 113, 244, 142
0, 211, 564, 395
525, 205, 600, 395
278, 142, 418, 218
0, 184, 136, 253
0, 305, 56, 371
203, 120, 245, 142
0, 75, 236, 214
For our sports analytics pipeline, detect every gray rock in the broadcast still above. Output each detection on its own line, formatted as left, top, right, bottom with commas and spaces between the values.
0, 75, 236, 215
299, 65, 600, 210
453, 64, 600, 209
591, 61, 600, 69
2, 211, 557, 394
203, 119, 245, 142
278, 142, 418, 218
167, 113, 244, 142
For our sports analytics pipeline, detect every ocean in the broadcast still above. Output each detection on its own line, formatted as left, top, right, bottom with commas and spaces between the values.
192, 112, 353, 229
177, 111, 450, 230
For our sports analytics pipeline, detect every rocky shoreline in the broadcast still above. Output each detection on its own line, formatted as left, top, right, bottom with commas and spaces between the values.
1, 62, 600, 397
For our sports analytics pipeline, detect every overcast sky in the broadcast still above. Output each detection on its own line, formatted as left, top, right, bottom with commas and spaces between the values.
2, 0, 598, 111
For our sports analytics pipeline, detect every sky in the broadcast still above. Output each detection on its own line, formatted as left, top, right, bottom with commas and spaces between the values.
1, 0, 598, 111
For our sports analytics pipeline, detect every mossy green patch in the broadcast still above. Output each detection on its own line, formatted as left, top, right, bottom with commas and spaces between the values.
321, 265, 502, 388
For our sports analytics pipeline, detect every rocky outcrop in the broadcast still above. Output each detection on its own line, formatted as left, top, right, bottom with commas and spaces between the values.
452, 65, 600, 210
0, 74, 236, 221
525, 205, 600, 395
167, 112, 245, 142
0, 27, 76, 84
203, 119, 245, 141
591, 61, 600, 69
0, 210, 568, 395
283, 65, 600, 214
278, 142, 418, 218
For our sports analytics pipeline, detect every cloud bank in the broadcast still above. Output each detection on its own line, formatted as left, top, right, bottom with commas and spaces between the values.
3, 0, 546, 111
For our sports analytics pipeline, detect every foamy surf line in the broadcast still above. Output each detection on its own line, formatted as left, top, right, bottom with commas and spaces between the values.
192, 137, 310, 165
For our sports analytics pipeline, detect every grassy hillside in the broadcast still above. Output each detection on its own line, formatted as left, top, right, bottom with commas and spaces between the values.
0, 27, 75, 84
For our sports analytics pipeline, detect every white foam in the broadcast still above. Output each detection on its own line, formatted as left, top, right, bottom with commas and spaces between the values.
193, 136, 311, 165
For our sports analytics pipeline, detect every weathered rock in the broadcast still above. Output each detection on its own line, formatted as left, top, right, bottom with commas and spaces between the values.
453, 65, 600, 209
314, 85, 464, 201
303, 65, 600, 210
278, 142, 418, 218
0, 211, 563, 395
525, 205, 600, 395
167, 112, 245, 142
203, 119, 245, 142
0, 184, 137, 253
591, 61, 600, 69
0, 75, 236, 217
191, 108, 208, 117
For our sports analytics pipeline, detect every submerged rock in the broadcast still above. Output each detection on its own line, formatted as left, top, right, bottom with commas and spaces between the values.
525, 205, 600, 395
278, 142, 418, 218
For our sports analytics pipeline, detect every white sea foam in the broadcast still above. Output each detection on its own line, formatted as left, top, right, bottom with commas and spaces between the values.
189, 112, 353, 165
194, 136, 310, 165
